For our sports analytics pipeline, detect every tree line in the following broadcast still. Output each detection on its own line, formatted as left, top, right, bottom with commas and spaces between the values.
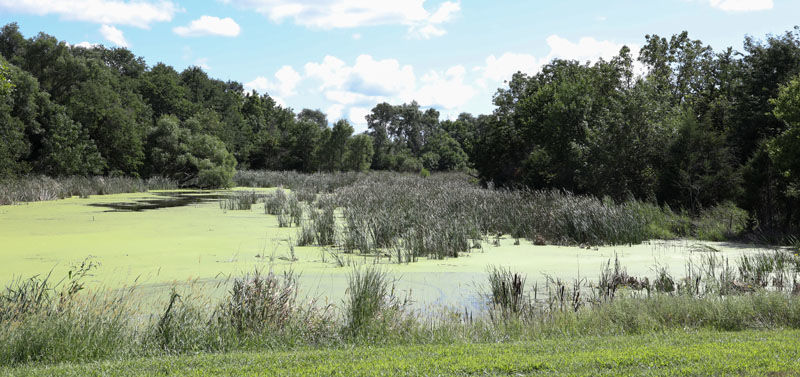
1, 23, 799, 236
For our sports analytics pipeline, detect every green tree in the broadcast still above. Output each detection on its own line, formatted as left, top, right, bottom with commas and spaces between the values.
297, 108, 328, 129
343, 134, 374, 172
366, 102, 395, 170
423, 131, 468, 171
659, 111, 741, 213
0, 60, 11, 96
36, 105, 105, 176
140, 63, 192, 120
769, 74, 800, 192
286, 120, 322, 172
0, 59, 27, 178
319, 119, 353, 171
145, 115, 236, 188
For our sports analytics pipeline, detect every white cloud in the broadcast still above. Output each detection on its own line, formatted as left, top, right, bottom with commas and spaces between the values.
305, 54, 415, 97
0, 0, 179, 28
302, 55, 477, 126
546, 35, 629, 62
244, 65, 302, 99
476, 35, 636, 85
305, 55, 350, 91
349, 55, 416, 95
71, 41, 99, 49
274, 65, 302, 96
326, 104, 345, 121
408, 65, 477, 109
244, 76, 270, 92
221, 0, 459, 38
324, 90, 378, 106
481, 52, 542, 84
411, 24, 446, 39
708, 0, 773, 11
428, 1, 459, 23
195, 58, 211, 70
99, 24, 129, 47
409, 1, 459, 39
173, 16, 241, 37
348, 106, 371, 131
246, 35, 638, 129
251, 53, 477, 128
352, 33, 362, 40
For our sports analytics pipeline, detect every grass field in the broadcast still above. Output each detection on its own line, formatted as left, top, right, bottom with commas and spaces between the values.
4, 329, 799, 376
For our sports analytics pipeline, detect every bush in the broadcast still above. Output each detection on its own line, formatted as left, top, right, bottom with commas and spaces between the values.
694, 202, 749, 241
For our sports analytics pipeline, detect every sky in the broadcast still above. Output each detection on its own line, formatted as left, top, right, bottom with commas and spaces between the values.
1, 0, 798, 131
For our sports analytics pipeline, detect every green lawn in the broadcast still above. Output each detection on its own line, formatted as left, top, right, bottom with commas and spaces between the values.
5, 329, 800, 376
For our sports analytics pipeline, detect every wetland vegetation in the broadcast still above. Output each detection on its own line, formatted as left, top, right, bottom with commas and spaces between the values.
3, 19, 800, 376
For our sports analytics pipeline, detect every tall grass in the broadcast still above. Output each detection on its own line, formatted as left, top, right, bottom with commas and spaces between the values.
327, 174, 669, 261
5, 251, 800, 367
241, 171, 749, 262
235, 170, 363, 193
487, 266, 527, 316
0, 175, 177, 205
215, 269, 298, 334
219, 191, 263, 210
342, 266, 410, 340
0, 260, 134, 364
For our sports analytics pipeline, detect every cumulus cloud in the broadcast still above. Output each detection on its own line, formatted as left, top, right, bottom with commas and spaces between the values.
248, 53, 479, 129
100, 24, 129, 47
71, 41, 100, 49
546, 35, 630, 62
303, 55, 477, 127
244, 65, 302, 100
408, 65, 477, 109
0, 0, 179, 28
409, 1, 459, 39
305, 54, 416, 97
326, 104, 345, 121
708, 0, 773, 11
221, 0, 459, 38
173, 16, 241, 37
348, 106, 371, 130
480, 52, 541, 84
477, 35, 637, 86
246, 35, 638, 129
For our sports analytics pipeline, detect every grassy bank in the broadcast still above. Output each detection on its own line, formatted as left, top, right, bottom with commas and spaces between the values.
4, 249, 800, 368
4, 329, 800, 376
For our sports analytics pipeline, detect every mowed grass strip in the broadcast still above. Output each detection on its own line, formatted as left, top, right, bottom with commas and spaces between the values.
5, 329, 800, 376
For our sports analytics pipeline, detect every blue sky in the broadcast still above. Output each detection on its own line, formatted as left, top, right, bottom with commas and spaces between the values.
1, 0, 798, 131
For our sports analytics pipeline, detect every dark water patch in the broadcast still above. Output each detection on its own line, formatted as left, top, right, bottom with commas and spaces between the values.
88, 191, 229, 212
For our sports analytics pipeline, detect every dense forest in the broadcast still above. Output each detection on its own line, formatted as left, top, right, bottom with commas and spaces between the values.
1, 23, 799, 237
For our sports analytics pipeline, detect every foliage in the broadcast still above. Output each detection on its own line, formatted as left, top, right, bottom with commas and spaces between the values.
2, 22, 800, 237
770, 74, 800, 192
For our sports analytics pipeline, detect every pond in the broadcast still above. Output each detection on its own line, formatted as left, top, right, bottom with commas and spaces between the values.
0, 189, 781, 312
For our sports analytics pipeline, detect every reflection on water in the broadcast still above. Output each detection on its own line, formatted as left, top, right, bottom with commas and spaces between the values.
87, 191, 229, 212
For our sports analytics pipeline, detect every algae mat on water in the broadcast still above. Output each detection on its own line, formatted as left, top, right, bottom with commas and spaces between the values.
0, 189, 779, 308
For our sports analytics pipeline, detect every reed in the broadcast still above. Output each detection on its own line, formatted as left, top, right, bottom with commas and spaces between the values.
0, 175, 177, 205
